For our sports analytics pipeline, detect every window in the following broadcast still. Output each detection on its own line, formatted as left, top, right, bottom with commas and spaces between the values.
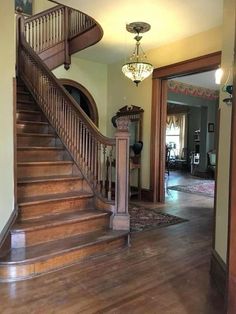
166, 114, 186, 158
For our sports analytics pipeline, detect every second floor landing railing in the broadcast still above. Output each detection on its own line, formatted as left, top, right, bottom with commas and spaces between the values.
23, 5, 98, 69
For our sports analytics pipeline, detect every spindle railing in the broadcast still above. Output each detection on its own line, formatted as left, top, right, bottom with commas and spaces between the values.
17, 6, 130, 230
24, 5, 96, 54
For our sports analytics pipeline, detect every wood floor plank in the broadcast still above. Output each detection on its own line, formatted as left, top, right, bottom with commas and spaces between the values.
0, 171, 224, 313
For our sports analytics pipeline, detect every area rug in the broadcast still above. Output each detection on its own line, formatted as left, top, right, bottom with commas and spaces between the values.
168, 180, 215, 198
129, 205, 187, 232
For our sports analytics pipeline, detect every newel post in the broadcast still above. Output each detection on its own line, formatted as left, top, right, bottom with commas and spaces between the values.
112, 117, 130, 231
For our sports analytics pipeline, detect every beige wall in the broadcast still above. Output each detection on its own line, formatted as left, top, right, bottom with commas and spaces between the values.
33, 0, 56, 14
215, 0, 235, 263
107, 26, 222, 189
53, 56, 108, 135
0, 3, 15, 233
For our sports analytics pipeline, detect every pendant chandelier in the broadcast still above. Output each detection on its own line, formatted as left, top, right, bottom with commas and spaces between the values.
122, 22, 153, 86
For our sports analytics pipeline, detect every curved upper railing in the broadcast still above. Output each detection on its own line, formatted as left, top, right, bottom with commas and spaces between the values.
17, 5, 130, 230
23, 5, 103, 69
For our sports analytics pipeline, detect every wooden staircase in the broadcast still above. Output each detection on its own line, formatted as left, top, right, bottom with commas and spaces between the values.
0, 82, 128, 282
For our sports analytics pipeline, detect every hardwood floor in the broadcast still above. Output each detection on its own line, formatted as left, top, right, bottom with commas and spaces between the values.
0, 171, 224, 313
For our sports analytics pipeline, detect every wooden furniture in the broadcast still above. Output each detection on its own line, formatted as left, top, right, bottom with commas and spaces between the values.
113, 105, 144, 199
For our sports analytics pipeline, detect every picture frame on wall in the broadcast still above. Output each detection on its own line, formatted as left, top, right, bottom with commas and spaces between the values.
208, 123, 215, 133
15, 0, 33, 16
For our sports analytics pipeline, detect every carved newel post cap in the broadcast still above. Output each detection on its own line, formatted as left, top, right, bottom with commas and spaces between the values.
15, 6, 24, 14
116, 116, 130, 131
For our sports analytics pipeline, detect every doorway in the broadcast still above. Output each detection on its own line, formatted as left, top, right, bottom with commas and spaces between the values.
165, 71, 219, 198
149, 52, 221, 203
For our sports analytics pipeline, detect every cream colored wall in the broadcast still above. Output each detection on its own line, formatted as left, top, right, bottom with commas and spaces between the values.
53, 56, 108, 134
107, 26, 222, 189
33, 0, 56, 14
215, 0, 235, 263
0, 2, 15, 233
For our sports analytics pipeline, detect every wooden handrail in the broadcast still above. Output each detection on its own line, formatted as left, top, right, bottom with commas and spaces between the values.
17, 6, 130, 230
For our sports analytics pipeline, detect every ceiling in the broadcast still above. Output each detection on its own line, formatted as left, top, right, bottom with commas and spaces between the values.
53, 0, 223, 64
174, 70, 220, 90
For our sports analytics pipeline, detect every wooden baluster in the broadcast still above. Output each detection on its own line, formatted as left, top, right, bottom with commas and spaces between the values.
39, 18, 42, 52
94, 139, 98, 188
69, 110, 73, 151
41, 17, 44, 50
97, 143, 101, 192
85, 128, 89, 174
68, 10, 71, 37
79, 122, 82, 161
45, 15, 49, 49
64, 6, 70, 70
91, 136, 95, 183
88, 134, 91, 177
35, 19, 38, 52
82, 124, 85, 165
112, 117, 130, 231
32, 21, 35, 50
49, 13, 51, 46
108, 148, 113, 201
102, 145, 107, 197
58, 10, 61, 41
75, 118, 79, 161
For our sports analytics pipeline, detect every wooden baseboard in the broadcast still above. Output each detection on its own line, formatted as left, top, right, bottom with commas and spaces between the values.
0, 207, 18, 253
141, 189, 154, 202
210, 249, 227, 297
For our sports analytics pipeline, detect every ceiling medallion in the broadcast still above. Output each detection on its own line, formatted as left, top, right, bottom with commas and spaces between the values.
122, 22, 153, 86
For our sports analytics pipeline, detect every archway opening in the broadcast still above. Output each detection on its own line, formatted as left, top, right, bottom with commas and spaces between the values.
60, 79, 99, 127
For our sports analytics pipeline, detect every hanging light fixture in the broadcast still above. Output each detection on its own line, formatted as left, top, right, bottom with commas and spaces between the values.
122, 22, 153, 86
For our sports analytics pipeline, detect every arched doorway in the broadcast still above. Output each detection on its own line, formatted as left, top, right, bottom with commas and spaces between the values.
60, 79, 99, 126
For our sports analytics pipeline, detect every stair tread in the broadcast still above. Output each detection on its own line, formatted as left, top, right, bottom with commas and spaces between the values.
17, 133, 55, 137
12, 209, 109, 232
18, 191, 93, 205
18, 160, 73, 165
17, 99, 35, 104
17, 90, 30, 95
17, 109, 41, 114
17, 146, 65, 150
17, 120, 49, 125
0, 230, 127, 264
18, 174, 82, 184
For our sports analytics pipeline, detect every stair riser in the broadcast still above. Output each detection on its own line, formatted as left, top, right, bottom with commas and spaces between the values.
11, 216, 110, 248
17, 135, 61, 147
17, 123, 53, 134
0, 236, 127, 282
17, 103, 38, 111
19, 196, 94, 220
17, 163, 73, 178
18, 179, 87, 198
17, 149, 70, 162
17, 112, 46, 122
17, 93, 32, 101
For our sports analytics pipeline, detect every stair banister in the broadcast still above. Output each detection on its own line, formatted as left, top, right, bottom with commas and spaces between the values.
17, 8, 130, 231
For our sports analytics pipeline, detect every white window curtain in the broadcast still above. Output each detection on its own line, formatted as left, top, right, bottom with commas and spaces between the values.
166, 113, 187, 158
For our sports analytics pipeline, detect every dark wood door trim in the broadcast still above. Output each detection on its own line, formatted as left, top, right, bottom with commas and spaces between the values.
150, 51, 222, 203
227, 38, 236, 313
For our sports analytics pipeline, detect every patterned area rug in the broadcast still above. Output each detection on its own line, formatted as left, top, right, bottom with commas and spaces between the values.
129, 205, 187, 232
168, 180, 215, 198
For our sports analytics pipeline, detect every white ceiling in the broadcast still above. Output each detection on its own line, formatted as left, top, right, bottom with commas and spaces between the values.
53, 0, 223, 64
174, 70, 220, 90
